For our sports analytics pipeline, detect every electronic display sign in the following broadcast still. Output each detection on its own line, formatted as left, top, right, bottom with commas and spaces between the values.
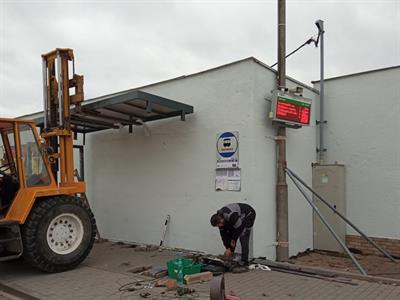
271, 92, 312, 127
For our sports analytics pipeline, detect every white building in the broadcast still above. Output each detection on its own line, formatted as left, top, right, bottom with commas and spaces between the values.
313, 66, 400, 256
82, 57, 319, 259
22, 58, 400, 260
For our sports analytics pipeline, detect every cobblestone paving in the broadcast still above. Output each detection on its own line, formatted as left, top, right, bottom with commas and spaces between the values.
0, 242, 399, 299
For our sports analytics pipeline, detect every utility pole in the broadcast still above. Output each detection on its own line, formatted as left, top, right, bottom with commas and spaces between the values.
276, 0, 289, 261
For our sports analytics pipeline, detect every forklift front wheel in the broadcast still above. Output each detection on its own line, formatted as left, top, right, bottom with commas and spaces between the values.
46, 213, 84, 255
22, 196, 96, 272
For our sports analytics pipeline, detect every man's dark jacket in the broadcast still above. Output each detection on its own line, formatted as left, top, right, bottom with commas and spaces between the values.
218, 203, 255, 250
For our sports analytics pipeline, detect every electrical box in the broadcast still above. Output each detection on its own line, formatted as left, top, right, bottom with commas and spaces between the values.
270, 90, 312, 127
312, 164, 346, 253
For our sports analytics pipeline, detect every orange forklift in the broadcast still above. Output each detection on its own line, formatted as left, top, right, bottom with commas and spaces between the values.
0, 49, 96, 272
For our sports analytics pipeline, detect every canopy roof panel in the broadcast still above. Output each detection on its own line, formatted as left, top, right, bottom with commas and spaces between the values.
20, 90, 194, 133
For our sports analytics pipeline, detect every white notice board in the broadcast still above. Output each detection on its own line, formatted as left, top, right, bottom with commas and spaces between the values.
215, 168, 241, 191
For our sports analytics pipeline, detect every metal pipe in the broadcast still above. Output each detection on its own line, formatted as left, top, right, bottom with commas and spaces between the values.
286, 167, 396, 262
277, 0, 286, 90
286, 170, 367, 275
42, 59, 48, 128
276, 0, 289, 262
56, 52, 64, 127
73, 145, 84, 181
316, 20, 325, 162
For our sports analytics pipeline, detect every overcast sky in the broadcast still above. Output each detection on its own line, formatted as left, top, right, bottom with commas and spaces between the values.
0, 0, 399, 117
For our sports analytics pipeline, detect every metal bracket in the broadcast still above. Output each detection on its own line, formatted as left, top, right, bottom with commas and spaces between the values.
265, 135, 286, 141
146, 101, 152, 114
276, 241, 289, 247
316, 148, 327, 153
272, 120, 302, 129
316, 120, 328, 125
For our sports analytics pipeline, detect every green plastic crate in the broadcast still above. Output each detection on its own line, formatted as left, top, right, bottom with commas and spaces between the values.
166, 258, 201, 283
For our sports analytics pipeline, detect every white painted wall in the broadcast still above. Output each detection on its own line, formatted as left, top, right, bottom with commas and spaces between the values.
314, 67, 400, 239
85, 59, 318, 259
252, 63, 317, 256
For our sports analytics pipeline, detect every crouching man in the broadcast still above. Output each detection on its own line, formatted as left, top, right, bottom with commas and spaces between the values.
210, 203, 256, 266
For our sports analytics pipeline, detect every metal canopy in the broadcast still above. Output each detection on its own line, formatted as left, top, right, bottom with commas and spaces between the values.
27, 90, 194, 133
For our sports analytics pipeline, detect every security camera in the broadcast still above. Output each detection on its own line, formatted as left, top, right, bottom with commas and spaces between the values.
315, 20, 324, 32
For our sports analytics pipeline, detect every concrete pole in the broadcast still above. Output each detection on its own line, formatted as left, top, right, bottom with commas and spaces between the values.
276, 0, 289, 262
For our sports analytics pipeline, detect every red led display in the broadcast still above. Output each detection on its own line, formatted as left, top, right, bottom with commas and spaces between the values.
275, 96, 311, 125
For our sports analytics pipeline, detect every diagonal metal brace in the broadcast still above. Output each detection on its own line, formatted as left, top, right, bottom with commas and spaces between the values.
286, 167, 396, 263
285, 169, 367, 275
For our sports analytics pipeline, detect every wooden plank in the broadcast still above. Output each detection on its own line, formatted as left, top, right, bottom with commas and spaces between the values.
184, 271, 213, 285
127, 265, 152, 274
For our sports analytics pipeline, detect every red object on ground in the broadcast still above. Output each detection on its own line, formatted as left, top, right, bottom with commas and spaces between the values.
225, 295, 242, 300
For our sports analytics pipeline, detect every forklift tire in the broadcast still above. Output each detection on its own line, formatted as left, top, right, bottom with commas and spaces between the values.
22, 196, 96, 272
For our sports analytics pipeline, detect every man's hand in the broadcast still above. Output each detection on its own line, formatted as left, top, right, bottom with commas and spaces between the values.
230, 240, 236, 249
224, 248, 233, 257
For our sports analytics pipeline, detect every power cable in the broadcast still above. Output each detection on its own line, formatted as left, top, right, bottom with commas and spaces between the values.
270, 34, 319, 68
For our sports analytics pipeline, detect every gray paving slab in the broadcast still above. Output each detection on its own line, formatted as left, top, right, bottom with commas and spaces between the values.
0, 241, 399, 299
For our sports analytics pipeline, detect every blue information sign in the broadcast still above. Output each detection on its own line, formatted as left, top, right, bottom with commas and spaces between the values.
216, 131, 239, 168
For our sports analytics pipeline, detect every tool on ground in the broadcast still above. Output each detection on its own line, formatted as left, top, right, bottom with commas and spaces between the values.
160, 214, 171, 247
201, 256, 244, 273
142, 266, 168, 278
128, 265, 153, 274
177, 287, 196, 296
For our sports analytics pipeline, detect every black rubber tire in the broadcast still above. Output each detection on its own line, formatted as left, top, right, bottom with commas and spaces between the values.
22, 196, 96, 272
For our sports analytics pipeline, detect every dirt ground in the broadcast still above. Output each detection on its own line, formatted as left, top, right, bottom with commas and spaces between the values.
290, 250, 400, 279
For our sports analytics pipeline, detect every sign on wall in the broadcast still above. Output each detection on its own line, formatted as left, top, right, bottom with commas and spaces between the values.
216, 131, 239, 168
215, 168, 241, 191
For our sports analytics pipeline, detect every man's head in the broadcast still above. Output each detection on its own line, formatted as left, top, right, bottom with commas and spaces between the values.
210, 213, 224, 228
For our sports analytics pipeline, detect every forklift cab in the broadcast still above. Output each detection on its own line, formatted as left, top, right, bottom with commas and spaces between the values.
0, 118, 91, 267
0, 120, 51, 216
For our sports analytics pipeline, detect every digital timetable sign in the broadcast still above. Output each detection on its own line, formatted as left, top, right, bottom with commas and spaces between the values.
271, 92, 312, 127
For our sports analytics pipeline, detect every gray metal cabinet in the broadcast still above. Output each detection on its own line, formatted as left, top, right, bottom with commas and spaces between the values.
312, 164, 346, 253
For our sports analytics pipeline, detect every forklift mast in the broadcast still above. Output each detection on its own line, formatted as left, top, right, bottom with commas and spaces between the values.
41, 48, 84, 184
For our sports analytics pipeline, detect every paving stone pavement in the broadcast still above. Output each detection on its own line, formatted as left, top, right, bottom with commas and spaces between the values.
0, 241, 399, 299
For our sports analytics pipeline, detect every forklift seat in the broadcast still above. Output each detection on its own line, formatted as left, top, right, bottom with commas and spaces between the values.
0, 175, 19, 212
